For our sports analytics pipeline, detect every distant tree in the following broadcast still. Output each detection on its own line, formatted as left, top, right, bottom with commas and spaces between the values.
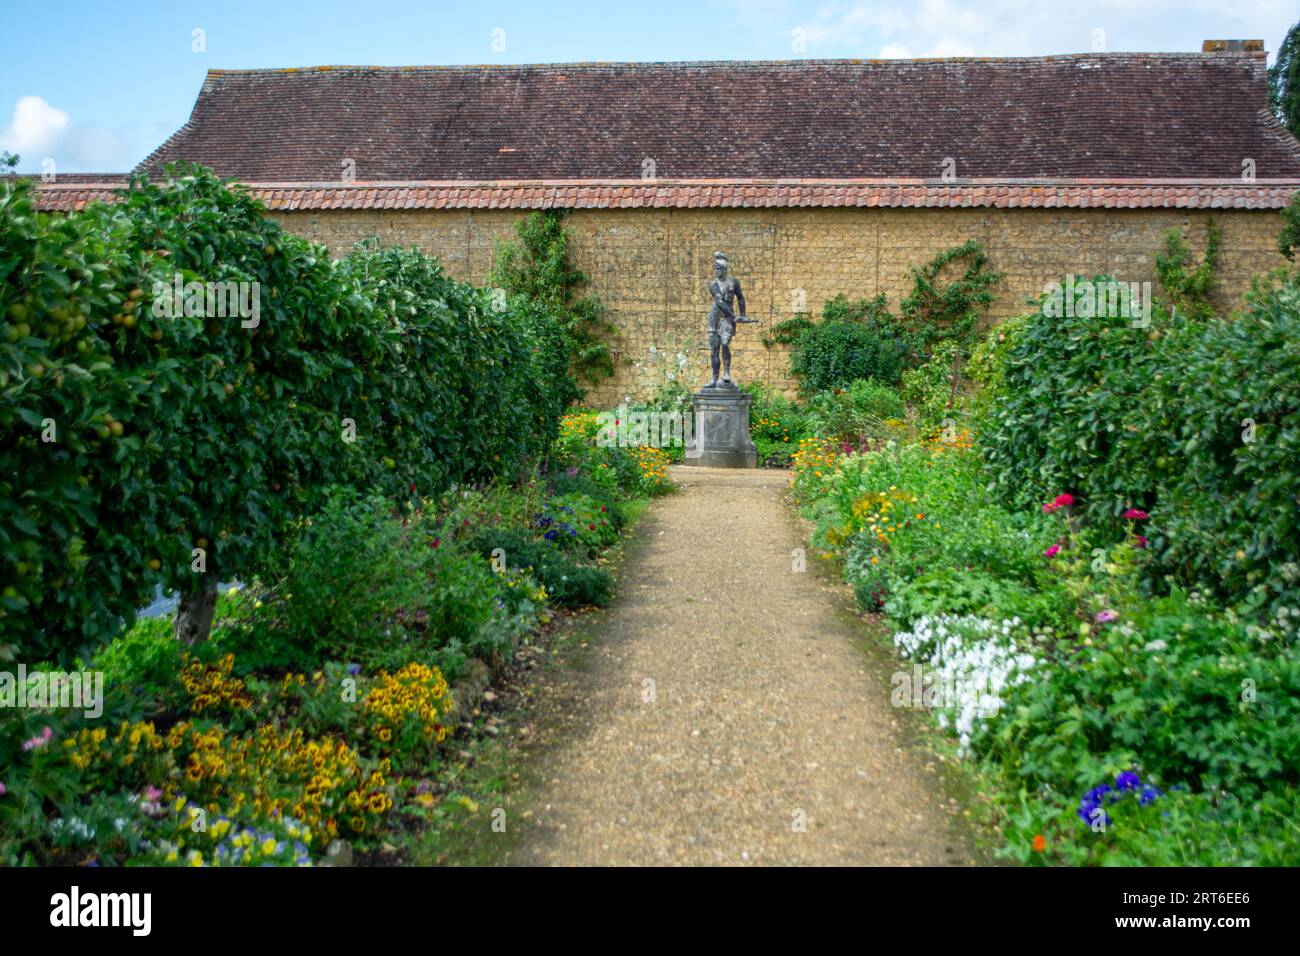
1271, 21, 1300, 139
1281, 191, 1300, 261
0, 151, 18, 173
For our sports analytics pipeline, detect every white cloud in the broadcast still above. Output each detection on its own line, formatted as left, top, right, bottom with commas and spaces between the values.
0, 96, 69, 157
0, 96, 135, 173
788, 0, 1299, 60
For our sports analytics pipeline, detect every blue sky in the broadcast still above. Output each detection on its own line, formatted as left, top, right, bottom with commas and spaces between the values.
2, 0, 1297, 172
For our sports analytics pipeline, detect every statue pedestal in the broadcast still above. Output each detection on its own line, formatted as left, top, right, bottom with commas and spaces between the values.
684, 385, 758, 468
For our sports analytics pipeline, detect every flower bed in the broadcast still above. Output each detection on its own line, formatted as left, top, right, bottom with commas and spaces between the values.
791, 270, 1300, 866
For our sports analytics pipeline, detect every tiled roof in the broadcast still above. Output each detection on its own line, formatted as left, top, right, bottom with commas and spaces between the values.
32, 177, 1300, 213
136, 55, 1300, 181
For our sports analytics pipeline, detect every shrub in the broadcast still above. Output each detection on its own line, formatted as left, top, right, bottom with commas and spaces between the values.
1280, 191, 1300, 261
90, 617, 185, 720
0, 167, 575, 661
791, 311, 914, 391
986, 592, 1300, 804
1149, 274, 1300, 621
979, 276, 1180, 529
463, 527, 615, 609
743, 382, 807, 444
804, 379, 907, 443
981, 269, 1300, 619
241, 491, 525, 676
899, 339, 969, 431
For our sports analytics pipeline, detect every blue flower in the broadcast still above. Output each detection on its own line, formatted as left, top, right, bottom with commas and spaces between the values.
1138, 785, 1163, 807
1078, 799, 1111, 828
1086, 783, 1117, 805
1116, 771, 1141, 791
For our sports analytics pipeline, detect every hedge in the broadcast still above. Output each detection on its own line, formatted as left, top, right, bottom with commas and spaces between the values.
980, 271, 1300, 618
0, 166, 575, 663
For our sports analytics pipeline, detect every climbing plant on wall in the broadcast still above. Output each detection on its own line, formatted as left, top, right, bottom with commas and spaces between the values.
492, 209, 613, 392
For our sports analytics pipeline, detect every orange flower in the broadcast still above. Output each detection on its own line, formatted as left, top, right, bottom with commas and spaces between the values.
1032, 834, 1047, 852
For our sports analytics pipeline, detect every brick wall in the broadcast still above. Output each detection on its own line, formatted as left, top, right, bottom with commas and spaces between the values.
274, 206, 1287, 407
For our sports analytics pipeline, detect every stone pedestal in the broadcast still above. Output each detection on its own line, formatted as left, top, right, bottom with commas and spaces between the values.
684, 385, 758, 468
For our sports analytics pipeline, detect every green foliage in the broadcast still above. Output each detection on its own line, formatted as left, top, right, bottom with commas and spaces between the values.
1280, 191, 1300, 261
90, 616, 185, 718
0, 167, 575, 661
965, 313, 1029, 419
779, 244, 1000, 394
250, 491, 527, 676
1154, 217, 1219, 322
899, 340, 967, 431
811, 443, 1063, 618
1150, 276, 1300, 619
463, 526, 615, 609
791, 307, 914, 392
492, 209, 612, 389
899, 239, 1003, 347
799, 429, 1300, 864
760, 314, 813, 349
979, 276, 1179, 529
822, 292, 893, 325
743, 382, 807, 444
803, 378, 906, 442
1269, 21, 1300, 139
980, 268, 1300, 620
988, 591, 1300, 806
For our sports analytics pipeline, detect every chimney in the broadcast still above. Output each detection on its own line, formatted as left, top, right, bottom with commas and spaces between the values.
1201, 39, 1264, 53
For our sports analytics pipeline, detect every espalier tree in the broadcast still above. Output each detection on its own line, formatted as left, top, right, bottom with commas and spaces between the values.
491, 209, 613, 391
0, 166, 575, 661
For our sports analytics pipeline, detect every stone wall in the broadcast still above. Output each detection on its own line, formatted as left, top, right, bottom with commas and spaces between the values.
274, 206, 1286, 407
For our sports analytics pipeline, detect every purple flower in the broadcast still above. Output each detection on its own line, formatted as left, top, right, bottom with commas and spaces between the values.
1138, 785, 1164, 807
1095, 609, 1119, 623
1116, 771, 1141, 791
1078, 782, 1118, 827
0, 781, 6, 797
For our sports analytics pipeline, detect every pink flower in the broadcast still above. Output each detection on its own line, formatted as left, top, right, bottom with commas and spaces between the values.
1095, 609, 1119, 623
0, 781, 6, 797
1044, 544, 1061, 558
1043, 493, 1076, 514
143, 786, 163, 802
21, 726, 52, 752
1123, 508, 1148, 520
1133, 535, 1148, 549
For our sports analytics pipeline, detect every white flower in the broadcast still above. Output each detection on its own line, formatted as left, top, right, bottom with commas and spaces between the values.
1144, 639, 1168, 652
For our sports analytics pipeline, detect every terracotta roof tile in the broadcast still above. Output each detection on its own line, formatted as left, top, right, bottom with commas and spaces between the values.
29, 177, 1300, 213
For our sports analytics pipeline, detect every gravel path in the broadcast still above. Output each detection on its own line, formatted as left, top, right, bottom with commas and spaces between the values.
516, 466, 977, 866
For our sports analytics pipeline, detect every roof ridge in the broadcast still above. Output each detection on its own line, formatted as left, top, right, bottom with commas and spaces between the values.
203, 51, 1266, 76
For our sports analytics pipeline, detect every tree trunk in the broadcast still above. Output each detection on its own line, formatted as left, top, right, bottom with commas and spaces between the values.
174, 579, 219, 645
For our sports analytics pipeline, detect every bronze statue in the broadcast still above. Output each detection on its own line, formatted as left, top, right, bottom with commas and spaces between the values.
706, 252, 758, 388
